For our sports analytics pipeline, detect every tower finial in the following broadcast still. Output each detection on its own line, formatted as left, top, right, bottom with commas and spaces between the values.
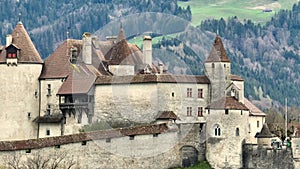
18, 13, 22, 23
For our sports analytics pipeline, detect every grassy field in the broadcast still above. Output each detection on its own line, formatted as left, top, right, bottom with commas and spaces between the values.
173, 161, 212, 169
178, 0, 299, 26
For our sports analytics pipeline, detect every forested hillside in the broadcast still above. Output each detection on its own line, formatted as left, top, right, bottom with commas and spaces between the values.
199, 2, 300, 107
0, 0, 191, 58
1, 0, 300, 108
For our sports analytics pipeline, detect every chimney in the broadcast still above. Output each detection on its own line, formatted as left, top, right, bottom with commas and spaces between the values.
6, 34, 12, 47
143, 36, 152, 65
82, 32, 92, 64
158, 62, 164, 74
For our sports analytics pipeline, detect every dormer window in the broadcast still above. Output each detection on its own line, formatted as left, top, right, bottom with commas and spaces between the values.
70, 47, 78, 63
6, 44, 19, 59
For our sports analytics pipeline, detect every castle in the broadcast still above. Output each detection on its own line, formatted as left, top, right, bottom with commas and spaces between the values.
0, 21, 273, 168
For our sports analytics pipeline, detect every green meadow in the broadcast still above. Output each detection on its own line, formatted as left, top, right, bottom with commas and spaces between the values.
178, 0, 299, 26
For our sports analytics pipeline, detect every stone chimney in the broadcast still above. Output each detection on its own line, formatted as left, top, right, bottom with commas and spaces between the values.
158, 62, 164, 74
82, 32, 92, 65
143, 36, 152, 65
6, 34, 12, 47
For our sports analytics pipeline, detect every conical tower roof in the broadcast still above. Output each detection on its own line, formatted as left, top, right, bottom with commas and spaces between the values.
205, 35, 230, 63
0, 22, 43, 63
116, 23, 126, 42
255, 123, 274, 138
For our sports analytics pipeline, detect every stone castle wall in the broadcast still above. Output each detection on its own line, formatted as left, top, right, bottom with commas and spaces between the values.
0, 123, 205, 169
243, 144, 295, 169
94, 82, 209, 124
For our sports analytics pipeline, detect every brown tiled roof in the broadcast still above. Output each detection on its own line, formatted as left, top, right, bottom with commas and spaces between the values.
33, 114, 63, 123
244, 98, 266, 116
231, 74, 244, 81
95, 74, 210, 85
0, 123, 171, 151
57, 64, 97, 95
255, 123, 274, 138
0, 22, 43, 64
206, 96, 248, 110
205, 35, 230, 63
156, 111, 180, 120
40, 39, 82, 79
105, 39, 135, 65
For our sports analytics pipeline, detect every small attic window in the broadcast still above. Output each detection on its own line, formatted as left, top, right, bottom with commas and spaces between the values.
6, 45, 18, 59
7, 52, 17, 58
70, 47, 78, 63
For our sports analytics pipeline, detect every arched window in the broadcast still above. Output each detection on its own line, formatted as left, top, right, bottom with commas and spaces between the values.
214, 125, 221, 136
236, 128, 239, 136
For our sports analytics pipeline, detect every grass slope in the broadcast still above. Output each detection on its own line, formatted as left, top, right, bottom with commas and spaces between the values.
178, 0, 299, 26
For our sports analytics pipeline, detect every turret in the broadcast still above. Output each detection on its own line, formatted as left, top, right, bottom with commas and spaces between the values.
205, 35, 231, 102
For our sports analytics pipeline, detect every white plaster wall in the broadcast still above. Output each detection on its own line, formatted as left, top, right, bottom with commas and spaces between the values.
40, 79, 64, 116
247, 116, 265, 144
109, 65, 134, 76
39, 123, 61, 138
205, 109, 249, 169
0, 64, 42, 141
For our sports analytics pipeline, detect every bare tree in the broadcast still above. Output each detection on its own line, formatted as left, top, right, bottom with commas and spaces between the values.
5, 150, 77, 169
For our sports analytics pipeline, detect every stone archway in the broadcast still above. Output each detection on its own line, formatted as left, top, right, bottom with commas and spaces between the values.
181, 145, 198, 168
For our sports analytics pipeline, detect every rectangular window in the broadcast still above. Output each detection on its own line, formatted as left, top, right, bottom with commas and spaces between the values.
47, 84, 51, 96
82, 141, 87, 145
198, 107, 203, 117
187, 107, 192, 116
225, 109, 229, 115
106, 138, 111, 143
46, 129, 50, 136
46, 104, 51, 115
198, 89, 203, 98
129, 136, 135, 140
257, 121, 260, 128
186, 88, 192, 98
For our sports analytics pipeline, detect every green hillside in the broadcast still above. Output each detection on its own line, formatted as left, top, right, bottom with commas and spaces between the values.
178, 0, 299, 26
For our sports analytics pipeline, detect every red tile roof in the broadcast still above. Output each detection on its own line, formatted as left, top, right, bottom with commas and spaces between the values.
95, 74, 210, 85
0, 22, 43, 64
206, 96, 248, 110
231, 74, 244, 81
40, 39, 82, 79
244, 98, 266, 116
205, 35, 230, 63
57, 64, 97, 95
0, 123, 172, 151
156, 111, 180, 120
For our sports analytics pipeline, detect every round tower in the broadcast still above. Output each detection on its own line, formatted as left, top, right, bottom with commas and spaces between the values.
0, 22, 43, 140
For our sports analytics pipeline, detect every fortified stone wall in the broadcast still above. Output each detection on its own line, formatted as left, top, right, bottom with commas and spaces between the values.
243, 144, 294, 169
0, 123, 205, 169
